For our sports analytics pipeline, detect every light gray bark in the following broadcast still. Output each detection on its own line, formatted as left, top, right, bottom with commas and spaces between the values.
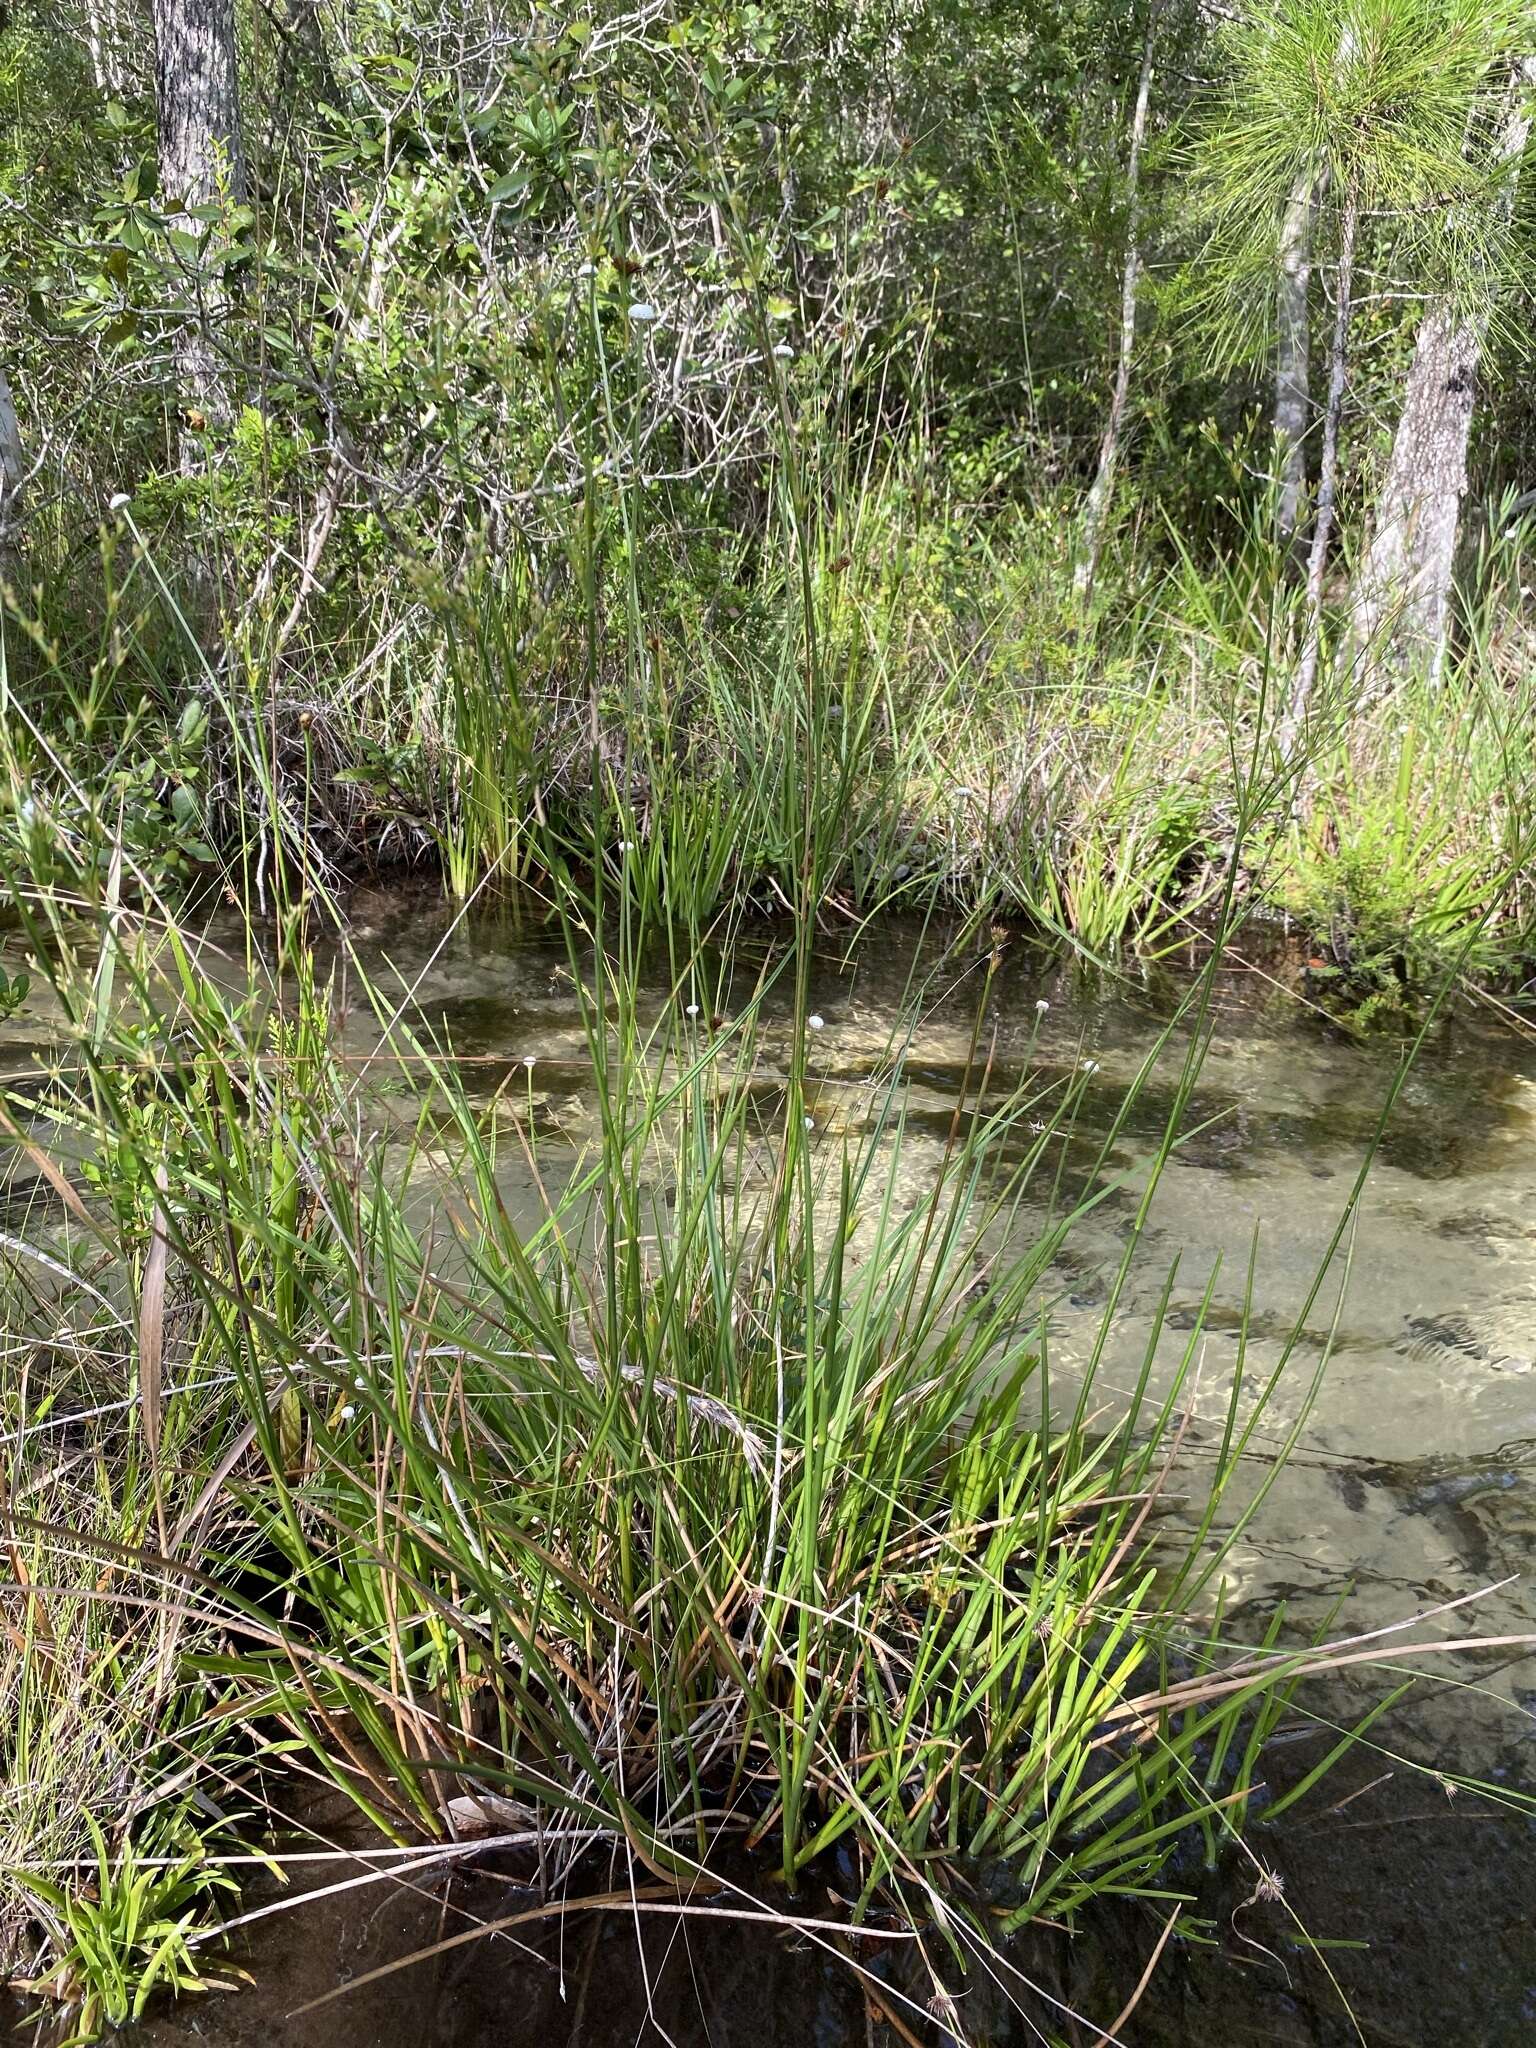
1274, 167, 1314, 550
1282, 173, 1358, 749
1346, 57, 1536, 682
1073, 4, 1159, 607
150, 0, 245, 437
83, 0, 127, 95
1345, 306, 1480, 678
0, 363, 24, 557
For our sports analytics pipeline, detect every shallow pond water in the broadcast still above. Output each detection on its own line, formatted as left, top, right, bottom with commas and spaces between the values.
24, 889, 1536, 2045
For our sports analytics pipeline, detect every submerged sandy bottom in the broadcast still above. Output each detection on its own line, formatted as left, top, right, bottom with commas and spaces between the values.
20, 890, 1535, 2044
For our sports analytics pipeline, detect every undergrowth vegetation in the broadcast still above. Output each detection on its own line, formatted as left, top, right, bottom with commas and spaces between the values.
7, 0, 1536, 1001
6, 465, 1536, 1005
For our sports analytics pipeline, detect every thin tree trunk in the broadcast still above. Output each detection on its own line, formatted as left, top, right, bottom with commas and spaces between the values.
1281, 173, 1358, 749
1073, 3, 1160, 607
83, 0, 126, 95
1274, 166, 1314, 552
150, 0, 246, 447
1346, 55, 1536, 683
0, 362, 24, 559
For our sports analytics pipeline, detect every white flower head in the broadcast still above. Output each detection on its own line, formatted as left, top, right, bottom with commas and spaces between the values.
340, 1404, 356, 1421
628, 302, 658, 324
1081, 1057, 1099, 1074
685, 1003, 700, 1017
522, 1053, 537, 1069
1035, 998, 1049, 1013
808, 1013, 825, 1031
803, 1115, 815, 1131
108, 493, 132, 512
772, 343, 795, 359
353, 1375, 367, 1390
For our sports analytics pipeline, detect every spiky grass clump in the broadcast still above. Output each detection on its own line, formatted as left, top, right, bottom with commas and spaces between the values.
0, 884, 1371, 2040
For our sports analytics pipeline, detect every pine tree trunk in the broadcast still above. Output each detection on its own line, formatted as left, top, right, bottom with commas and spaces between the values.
1346, 56, 1535, 682
1274, 167, 1314, 551
1281, 173, 1358, 750
1073, 3, 1160, 607
83, 0, 126, 95
1345, 305, 1480, 678
150, 0, 245, 443
0, 362, 24, 558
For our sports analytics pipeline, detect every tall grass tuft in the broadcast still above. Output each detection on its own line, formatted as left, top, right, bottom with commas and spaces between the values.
0, 847, 1416, 2034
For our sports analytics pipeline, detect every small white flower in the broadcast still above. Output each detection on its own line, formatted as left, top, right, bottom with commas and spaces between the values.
617, 839, 637, 852
808, 1013, 824, 1030
340, 1404, 356, 1421
953, 786, 975, 799
353, 1375, 367, 1390
576, 261, 595, 278
628, 302, 658, 324
108, 492, 131, 512
522, 1053, 537, 1069
803, 1115, 815, 1130
772, 343, 795, 359
17, 797, 35, 827
685, 1003, 700, 1017
1081, 1058, 1099, 1074
1035, 998, 1049, 1013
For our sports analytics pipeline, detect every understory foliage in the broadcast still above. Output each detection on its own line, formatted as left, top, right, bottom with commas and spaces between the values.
0, 0, 1533, 989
